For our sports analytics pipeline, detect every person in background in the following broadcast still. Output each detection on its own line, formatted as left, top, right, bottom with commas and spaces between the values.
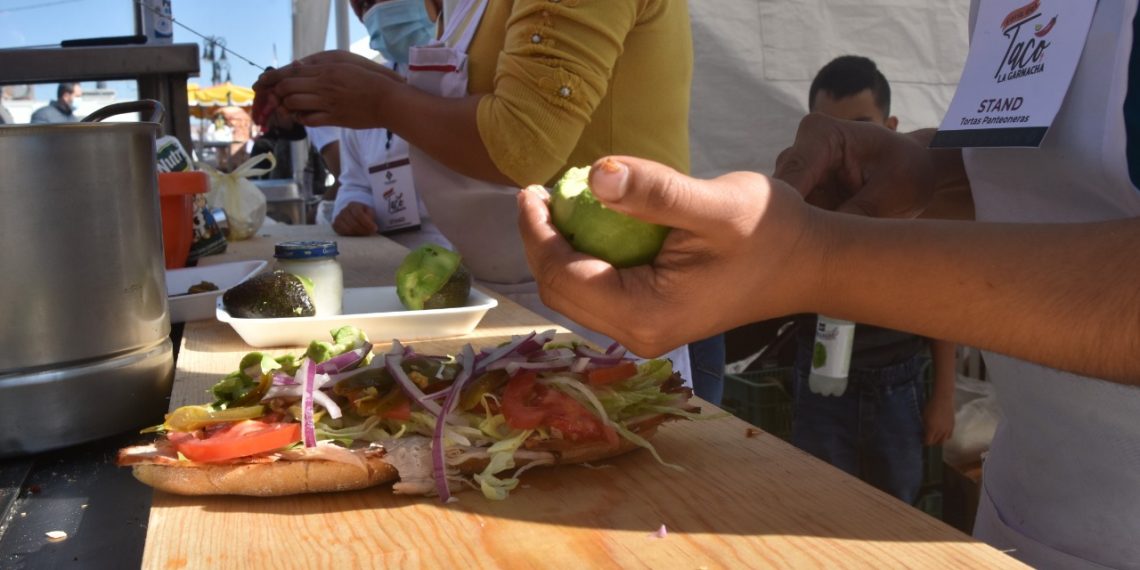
218, 106, 255, 171
332, 111, 452, 251
787, 55, 955, 505
0, 100, 14, 125
255, 0, 695, 378
306, 125, 342, 226
30, 83, 81, 124
517, 1, 1140, 560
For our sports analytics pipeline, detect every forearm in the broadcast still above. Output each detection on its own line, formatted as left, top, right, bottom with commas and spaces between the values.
929, 339, 957, 402
811, 214, 1140, 384
380, 85, 513, 185
332, 184, 372, 219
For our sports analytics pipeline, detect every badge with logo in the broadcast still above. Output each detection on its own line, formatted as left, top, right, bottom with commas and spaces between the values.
368, 157, 422, 234
931, 0, 1096, 148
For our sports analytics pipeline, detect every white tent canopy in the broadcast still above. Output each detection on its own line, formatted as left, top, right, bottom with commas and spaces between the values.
291, 0, 973, 179
688, 1, 971, 178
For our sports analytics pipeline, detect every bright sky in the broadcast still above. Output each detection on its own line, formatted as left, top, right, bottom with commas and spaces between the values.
0, 0, 367, 100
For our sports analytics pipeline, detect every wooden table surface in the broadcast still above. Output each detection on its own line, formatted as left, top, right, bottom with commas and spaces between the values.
141, 224, 1022, 569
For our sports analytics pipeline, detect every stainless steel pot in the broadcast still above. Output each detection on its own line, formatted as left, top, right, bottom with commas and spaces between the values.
0, 100, 174, 457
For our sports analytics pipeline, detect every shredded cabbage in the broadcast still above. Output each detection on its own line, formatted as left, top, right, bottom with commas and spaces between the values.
472, 428, 533, 500
541, 372, 685, 472
316, 414, 400, 444
306, 326, 370, 364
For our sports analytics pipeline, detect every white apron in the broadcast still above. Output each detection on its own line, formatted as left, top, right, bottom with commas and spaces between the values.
964, 1, 1140, 567
404, 0, 692, 380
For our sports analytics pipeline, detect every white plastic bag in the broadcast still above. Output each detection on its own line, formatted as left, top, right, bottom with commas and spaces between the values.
943, 373, 1001, 467
201, 153, 274, 241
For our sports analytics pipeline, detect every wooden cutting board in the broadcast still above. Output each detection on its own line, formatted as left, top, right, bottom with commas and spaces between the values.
140, 226, 1024, 569
142, 401, 1021, 568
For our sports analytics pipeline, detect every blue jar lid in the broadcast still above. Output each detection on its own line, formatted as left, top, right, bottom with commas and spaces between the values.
274, 240, 339, 260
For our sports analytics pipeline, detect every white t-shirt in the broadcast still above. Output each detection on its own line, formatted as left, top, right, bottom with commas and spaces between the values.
963, 1, 1140, 567
335, 127, 450, 252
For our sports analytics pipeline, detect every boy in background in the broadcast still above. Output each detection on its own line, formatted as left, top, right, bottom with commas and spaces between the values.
791, 55, 956, 505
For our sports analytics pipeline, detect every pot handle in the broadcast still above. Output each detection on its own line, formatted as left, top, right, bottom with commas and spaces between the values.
81, 100, 166, 126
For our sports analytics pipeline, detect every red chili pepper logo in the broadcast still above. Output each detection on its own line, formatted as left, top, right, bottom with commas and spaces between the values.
1001, 0, 1041, 30
1034, 16, 1057, 38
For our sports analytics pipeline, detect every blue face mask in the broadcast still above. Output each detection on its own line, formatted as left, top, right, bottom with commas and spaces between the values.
363, 0, 436, 65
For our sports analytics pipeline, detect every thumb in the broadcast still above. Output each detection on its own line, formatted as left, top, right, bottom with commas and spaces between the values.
588, 156, 732, 233
773, 145, 827, 200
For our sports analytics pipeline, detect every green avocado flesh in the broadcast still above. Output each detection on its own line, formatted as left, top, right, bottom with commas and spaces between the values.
396, 244, 472, 310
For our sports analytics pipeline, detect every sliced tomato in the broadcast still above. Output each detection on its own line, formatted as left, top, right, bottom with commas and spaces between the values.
173, 420, 301, 463
382, 396, 412, 421
586, 362, 639, 386
502, 372, 616, 444
502, 372, 545, 429
538, 387, 617, 445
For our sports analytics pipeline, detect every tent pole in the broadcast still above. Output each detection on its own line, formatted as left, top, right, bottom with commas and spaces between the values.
335, 0, 350, 51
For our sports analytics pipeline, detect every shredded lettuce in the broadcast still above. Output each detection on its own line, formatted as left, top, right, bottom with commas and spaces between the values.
472, 428, 533, 500
306, 326, 370, 363
316, 414, 401, 445
542, 372, 686, 472
210, 327, 370, 407
540, 358, 689, 425
210, 353, 281, 407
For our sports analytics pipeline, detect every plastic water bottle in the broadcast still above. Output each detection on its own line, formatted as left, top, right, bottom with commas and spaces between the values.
807, 315, 855, 396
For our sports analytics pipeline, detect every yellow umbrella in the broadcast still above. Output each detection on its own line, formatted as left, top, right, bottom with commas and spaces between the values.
188, 82, 255, 118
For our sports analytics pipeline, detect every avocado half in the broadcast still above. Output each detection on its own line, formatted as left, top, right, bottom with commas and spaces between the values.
222, 270, 316, 318
396, 244, 472, 310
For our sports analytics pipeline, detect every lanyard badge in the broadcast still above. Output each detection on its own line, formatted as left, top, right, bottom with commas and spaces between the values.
931, 0, 1097, 148
368, 131, 422, 234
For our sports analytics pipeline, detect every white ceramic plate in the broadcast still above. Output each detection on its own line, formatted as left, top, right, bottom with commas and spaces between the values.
216, 286, 499, 348
166, 260, 268, 324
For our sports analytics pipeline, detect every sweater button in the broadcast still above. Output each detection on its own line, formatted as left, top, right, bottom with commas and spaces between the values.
559, 86, 572, 98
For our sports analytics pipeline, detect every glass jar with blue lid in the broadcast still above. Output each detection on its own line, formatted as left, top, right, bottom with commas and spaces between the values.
274, 240, 343, 316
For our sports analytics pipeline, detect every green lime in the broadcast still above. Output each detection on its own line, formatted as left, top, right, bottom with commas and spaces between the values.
549, 166, 669, 268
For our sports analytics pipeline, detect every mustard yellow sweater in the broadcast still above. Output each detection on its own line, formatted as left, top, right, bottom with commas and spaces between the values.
468, 0, 692, 186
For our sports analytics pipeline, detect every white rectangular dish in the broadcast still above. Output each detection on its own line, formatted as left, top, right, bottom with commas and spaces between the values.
216, 286, 498, 348
166, 260, 268, 324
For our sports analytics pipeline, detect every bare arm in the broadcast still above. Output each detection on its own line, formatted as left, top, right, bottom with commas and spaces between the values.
517, 157, 1140, 385
924, 339, 957, 445
256, 52, 513, 185
813, 213, 1140, 384
376, 87, 512, 185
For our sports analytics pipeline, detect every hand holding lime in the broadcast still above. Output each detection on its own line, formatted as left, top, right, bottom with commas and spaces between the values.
548, 166, 670, 268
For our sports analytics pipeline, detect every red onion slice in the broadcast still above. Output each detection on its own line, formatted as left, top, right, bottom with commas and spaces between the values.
261, 385, 302, 400
433, 344, 476, 502
312, 388, 342, 420
314, 343, 373, 375
385, 342, 444, 418
475, 332, 535, 375
272, 371, 296, 386
299, 358, 317, 448
570, 357, 591, 373
504, 358, 577, 377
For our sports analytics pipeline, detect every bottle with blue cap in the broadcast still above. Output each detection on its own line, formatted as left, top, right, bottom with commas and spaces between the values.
274, 240, 343, 316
